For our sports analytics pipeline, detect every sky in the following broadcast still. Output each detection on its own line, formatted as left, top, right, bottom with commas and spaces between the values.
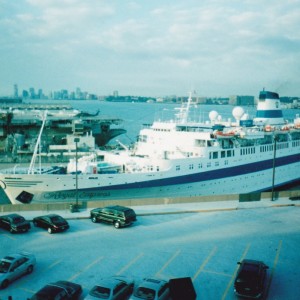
1, 0, 300, 97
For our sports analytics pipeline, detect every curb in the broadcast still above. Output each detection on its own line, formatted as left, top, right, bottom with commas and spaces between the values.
49, 202, 300, 221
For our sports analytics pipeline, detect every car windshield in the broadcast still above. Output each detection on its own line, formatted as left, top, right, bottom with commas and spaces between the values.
0, 260, 11, 273
12, 216, 25, 224
50, 216, 64, 223
89, 286, 111, 299
134, 287, 156, 300
125, 210, 135, 218
240, 264, 259, 280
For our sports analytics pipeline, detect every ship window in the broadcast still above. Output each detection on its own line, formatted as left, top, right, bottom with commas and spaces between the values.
198, 163, 203, 168
213, 152, 218, 159
189, 164, 194, 170
195, 139, 206, 147
138, 135, 147, 142
227, 150, 232, 157
221, 151, 226, 158
207, 162, 211, 167
176, 165, 180, 171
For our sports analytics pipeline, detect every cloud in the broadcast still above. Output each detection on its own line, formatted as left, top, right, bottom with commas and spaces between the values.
0, 0, 300, 96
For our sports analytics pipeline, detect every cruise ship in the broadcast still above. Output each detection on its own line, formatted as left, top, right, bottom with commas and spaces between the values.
0, 90, 299, 204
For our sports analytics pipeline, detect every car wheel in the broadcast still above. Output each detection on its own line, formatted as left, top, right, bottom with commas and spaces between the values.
1, 279, 9, 289
27, 265, 34, 274
48, 227, 53, 234
91, 216, 97, 223
114, 221, 120, 229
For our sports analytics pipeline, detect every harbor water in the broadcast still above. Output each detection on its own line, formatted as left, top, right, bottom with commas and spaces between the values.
25, 99, 299, 146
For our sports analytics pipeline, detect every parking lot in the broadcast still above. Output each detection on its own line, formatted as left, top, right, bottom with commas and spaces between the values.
1, 205, 300, 299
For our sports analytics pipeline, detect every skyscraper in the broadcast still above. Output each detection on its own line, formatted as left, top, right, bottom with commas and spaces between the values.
14, 84, 18, 97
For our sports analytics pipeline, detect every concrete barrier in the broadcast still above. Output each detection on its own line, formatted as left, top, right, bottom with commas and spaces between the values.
0, 189, 299, 213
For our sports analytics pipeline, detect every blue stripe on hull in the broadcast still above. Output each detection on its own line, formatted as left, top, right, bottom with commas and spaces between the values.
77, 153, 300, 192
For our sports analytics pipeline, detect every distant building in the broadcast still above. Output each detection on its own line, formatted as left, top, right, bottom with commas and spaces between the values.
196, 97, 207, 104
113, 90, 119, 97
22, 90, 29, 98
229, 95, 255, 106
29, 87, 35, 99
14, 84, 18, 98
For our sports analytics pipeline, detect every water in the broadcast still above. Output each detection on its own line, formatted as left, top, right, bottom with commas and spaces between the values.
28, 99, 299, 146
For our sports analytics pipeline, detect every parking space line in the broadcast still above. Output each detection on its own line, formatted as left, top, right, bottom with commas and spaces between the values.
1, 233, 16, 240
19, 287, 37, 294
117, 253, 144, 275
192, 246, 217, 281
265, 240, 282, 299
221, 243, 251, 300
68, 256, 104, 282
14, 258, 63, 293
48, 259, 63, 269
202, 269, 232, 278
156, 250, 181, 277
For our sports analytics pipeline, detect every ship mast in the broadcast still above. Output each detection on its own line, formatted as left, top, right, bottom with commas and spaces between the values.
28, 111, 47, 174
176, 91, 193, 123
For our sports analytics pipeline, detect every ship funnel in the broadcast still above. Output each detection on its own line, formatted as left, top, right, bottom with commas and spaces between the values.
253, 90, 284, 125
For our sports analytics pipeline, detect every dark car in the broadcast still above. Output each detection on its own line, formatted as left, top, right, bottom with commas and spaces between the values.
30, 280, 82, 300
0, 213, 31, 233
90, 205, 137, 229
33, 214, 69, 234
234, 259, 269, 299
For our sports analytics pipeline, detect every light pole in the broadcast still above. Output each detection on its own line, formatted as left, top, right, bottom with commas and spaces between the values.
74, 137, 80, 210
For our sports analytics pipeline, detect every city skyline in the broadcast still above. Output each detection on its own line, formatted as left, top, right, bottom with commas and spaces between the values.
1, 1, 300, 97
3, 83, 300, 102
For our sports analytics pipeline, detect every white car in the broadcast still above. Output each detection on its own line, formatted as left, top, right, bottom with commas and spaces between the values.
0, 252, 36, 289
129, 278, 170, 300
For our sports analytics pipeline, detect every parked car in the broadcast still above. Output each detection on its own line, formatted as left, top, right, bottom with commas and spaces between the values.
0, 252, 36, 289
84, 276, 134, 299
29, 280, 82, 300
234, 259, 269, 299
33, 214, 69, 234
0, 213, 31, 233
129, 278, 170, 300
90, 205, 137, 229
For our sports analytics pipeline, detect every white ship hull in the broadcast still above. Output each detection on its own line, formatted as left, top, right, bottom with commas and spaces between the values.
1, 147, 299, 204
